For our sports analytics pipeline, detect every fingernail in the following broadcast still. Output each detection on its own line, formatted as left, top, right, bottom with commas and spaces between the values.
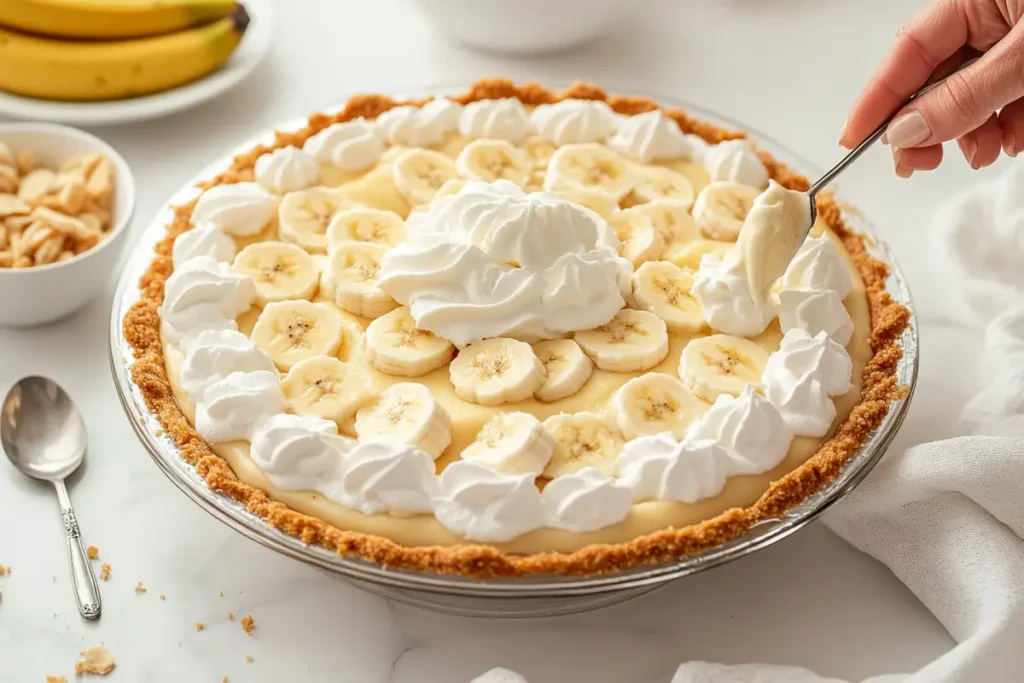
886, 111, 931, 148
895, 165, 913, 178
960, 138, 978, 168
838, 119, 849, 146
1005, 134, 1018, 158
881, 131, 889, 145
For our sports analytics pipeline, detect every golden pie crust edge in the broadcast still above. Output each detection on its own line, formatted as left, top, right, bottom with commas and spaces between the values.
122, 78, 910, 578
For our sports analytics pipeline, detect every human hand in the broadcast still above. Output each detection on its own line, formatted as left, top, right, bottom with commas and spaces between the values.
839, 0, 1024, 176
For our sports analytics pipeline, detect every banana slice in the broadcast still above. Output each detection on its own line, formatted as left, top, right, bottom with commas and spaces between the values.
321, 241, 398, 319
281, 355, 375, 427
460, 412, 555, 475
631, 261, 705, 334
612, 373, 705, 440
630, 165, 695, 208
325, 207, 405, 250
392, 149, 460, 206
365, 307, 455, 377
521, 136, 557, 170
607, 210, 666, 267
449, 337, 546, 406
678, 333, 769, 402
231, 242, 320, 306
354, 382, 452, 459
544, 143, 634, 201
668, 239, 733, 272
541, 412, 624, 478
625, 201, 700, 260
574, 309, 669, 373
410, 178, 469, 214
455, 139, 532, 186
278, 186, 356, 253
553, 187, 621, 220
691, 181, 762, 241
251, 300, 344, 371
531, 339, 594, 403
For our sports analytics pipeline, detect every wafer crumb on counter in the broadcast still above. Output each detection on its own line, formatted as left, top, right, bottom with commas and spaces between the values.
75, 646, 115, 676
227, 611, 235, 621
86, 546, 99, 560
240, 615, 255, 635
219, 590, 224, 598
46, 676, 67, 683
159, 594, 166, 601
0, 565, 7, 576
134, 582, 147, 594
245, 655, 254, 663
99, 564, 111, 581
195, 622, 205, 632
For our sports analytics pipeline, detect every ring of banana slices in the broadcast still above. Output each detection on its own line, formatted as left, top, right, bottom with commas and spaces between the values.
156, 88, 869, 548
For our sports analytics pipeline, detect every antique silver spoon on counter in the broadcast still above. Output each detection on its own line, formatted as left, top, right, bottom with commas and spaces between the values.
1, 376, 101, 620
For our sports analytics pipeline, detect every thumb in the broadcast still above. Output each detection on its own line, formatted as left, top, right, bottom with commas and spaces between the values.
885, 29, 1024, 149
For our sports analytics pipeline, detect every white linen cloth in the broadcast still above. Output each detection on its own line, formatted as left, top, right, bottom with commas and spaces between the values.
475, 158, 1024, 683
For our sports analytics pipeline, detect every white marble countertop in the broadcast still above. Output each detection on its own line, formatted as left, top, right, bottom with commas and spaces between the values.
0, 1, 1007, 680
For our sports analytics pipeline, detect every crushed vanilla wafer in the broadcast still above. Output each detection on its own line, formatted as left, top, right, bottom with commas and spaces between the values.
99, 564, 111, 581
240, 615, 255, 635
75, 646, 115, 676
86, 546, 99, 560
134, 582, 147, 594
227, 611, 234, 621
46, 676, 67, 683
195, 622, 205, 632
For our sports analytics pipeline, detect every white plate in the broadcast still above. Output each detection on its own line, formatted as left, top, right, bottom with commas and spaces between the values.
0, 0, 274, 126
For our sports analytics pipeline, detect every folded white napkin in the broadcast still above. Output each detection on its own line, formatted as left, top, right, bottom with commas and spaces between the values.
475, 158, 1024, 683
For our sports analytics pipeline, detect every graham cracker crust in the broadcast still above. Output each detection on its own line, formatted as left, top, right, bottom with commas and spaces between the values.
122, 78, 910, 578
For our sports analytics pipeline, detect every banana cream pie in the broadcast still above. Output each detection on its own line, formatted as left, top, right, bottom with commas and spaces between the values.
124, 79, 908, 577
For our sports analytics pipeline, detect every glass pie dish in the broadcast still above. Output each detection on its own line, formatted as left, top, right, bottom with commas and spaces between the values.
109, 87, 918, 618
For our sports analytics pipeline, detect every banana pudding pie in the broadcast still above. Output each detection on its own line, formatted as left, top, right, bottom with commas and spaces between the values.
124, 79, 908, 577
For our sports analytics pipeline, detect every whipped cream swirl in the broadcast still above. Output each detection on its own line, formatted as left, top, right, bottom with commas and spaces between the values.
541, 467, 631, 532
616, 433, 729, 503
776, 288, 854, 346
191, 182, 276, 237
303, 118, 385, 171
377, 180, 632, 347
530, 99, 619, 145
763, 329, 853, 437
172, 223, 236, 268
250, 414, 353, 491
324, 441, 438, 516
687, 386, 793, 476
434, 461, 545, 542
607, 110, 705, 162
458, 98, 533, 144
692, 253, 772, 337
180, 329, 276, 399
778, 234, 854, 298
375, 99, 462, 147
160, 256, 256, 342
254, 146, 319, 194
703, 140, 769, 188
194, 370, 284, 443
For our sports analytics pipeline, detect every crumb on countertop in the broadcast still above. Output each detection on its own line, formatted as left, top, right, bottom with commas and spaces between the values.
159, 595, 166, 601
134, 582, 147, 594
227, 611, 234, 621
86, 546, 99, 560
0, 566, 7, 576
75, 646, 115, 676
219, 590, 224, 597
195, 622, 205, 632
245, 655, 253, 663
99, 564, 111, 581
240, 615, 255, 635
46, 676, 67, 683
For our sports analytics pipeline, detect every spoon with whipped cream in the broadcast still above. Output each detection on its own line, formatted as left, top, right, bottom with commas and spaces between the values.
735, 57, 977, 306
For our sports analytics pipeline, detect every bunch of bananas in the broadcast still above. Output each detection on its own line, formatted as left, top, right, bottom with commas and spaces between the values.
0, 1, 250, 102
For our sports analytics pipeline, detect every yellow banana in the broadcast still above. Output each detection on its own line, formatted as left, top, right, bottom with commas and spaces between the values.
0, 0, 239, 40
0, 8, 248, 101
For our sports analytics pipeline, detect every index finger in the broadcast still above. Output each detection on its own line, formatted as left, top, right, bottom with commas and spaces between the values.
840, 0, 969, 148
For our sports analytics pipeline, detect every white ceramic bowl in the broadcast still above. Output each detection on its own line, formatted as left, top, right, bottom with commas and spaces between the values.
412, 0, 627, 55
0, 123, 135, 327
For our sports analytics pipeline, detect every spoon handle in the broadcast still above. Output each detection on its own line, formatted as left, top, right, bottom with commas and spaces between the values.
54, 480, 101, 620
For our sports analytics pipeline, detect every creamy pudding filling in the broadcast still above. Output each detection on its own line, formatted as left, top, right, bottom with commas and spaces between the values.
155, 94, 873, 553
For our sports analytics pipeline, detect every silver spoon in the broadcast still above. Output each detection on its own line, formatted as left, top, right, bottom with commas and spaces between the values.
1, 377, 101, 620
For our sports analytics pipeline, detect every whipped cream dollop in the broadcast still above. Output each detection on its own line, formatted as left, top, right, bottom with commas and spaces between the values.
541, 467, 631, 532
692, 254, 772, 336
703, 139, 770, 188
458, 98, 533, 144
763, 329, 853, 437
377, 180, 632, 347
250, 413, 353, 491
172, 223, 236, 268
530, 99, 619, 145
778, 234, 854, 298
434, 461, 545, 542
607, 110, 706, 163
194, 370, 284, 443
734, 180, 813, 308
303, 118, 385, 171
179, 329, 276, 399
191, 182, 276, 237
254, 146, 319, 194
323, 440, 437, 516
616, 433, 729, 503
775, 288, 854, 346
687, 386, 793, 476
375, 98, 462, 147
159, 256, 256, 342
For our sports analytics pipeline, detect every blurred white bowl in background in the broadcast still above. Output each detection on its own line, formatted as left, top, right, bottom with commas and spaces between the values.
412, 0, 627, 55
0, 123, 136, 327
